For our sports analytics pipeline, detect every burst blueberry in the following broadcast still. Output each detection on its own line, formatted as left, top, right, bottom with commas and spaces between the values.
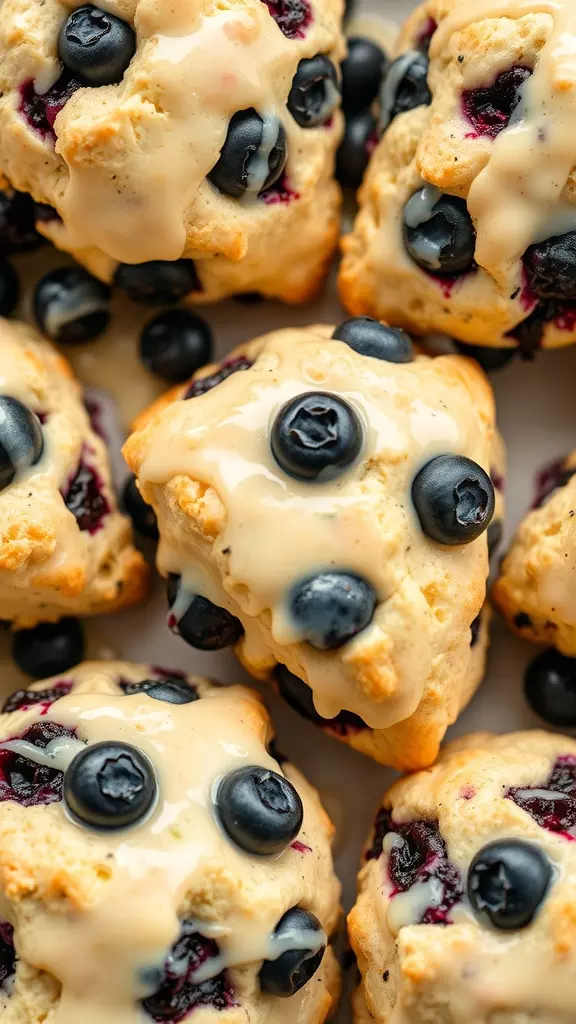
289, 572, 376, 649
209, 109, 286, 198
140, 309, 213, 383
33, 266, 111, 343
412, 454, 494, 545
524, 231, 576, 301
115, 260, 200, 306
259, 907, 325, 996
287, 55, 340, 127
12, 618, 84, 678
58, 5, 136, 86
380, 51, 431, 131
462, 66, 532, 139
403, 191, 476, 276
0, 396, 43, 491
271, 391, 363, 481
216, 764, 303, 855
64, 740, 158, 829
333, 317, 413, 362
468, 839, 552, 930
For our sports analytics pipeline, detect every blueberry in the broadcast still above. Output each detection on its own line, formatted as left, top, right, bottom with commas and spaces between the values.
333, 317, 413, 362
64, 741, 158, 830
33, 266, 111, 343
114, 260, 200, 306
167, 576, 243, 651
139, 309, 212, 383
122, 474, 158, 540
336, 109, 377, 188
380, 51, 431, 131
129, 678, 199, 705
271, 391, 363, 481
0, 397, 43, 490
0, 190, 44, 255
523, 231, 576, 301
289, 572, 376, 649
58, 5, 136, 87
525, 650, 576, 727
403, 191, 476, 276
468, 839, 552, 930
259, 907, 326, 996
341, 38, 387, 115
454, 341, 516, 372
216, 765, 303, 855
0, 259, 19, 316
274, 665, 325, 724
12, 618, 84, 678
287, 55, 340, 128
208, 109, 286, 198
412, 455, 495, 545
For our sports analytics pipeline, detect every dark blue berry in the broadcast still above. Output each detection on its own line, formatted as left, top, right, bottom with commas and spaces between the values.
33, 266, 111, 343
403, 191, 476, 276
0, 397, 43, 490
64, 741, 158, 830
336, 109, 377, 187
208, 110, 286, 198
462, 66, 531, 139
454, 340, 516, 372
274, 665, 367, 734
58, 5, 136, 86
183, 356, 252, 399
289, 571, 376, 649
12, 618, 84, 678
167, 575, 243, 651
341, 38, 387, 115
380, 51, 431, 131
525, 650, 576, 727
412, 455, 495, 545
271, 391, 363, 481
259, 907, 325, 996
488, 519, 503, 557
122, 474, 158, 540
524, 231, 576, 301
287, 55, 340, 127
123, 677, 199, 705
140, 309, 212, 383
0, 190, 44, 255
216, 765, 303, 856
115, 260, 200, 306
0, 259, 19, 316
333, 317, 413, 362
468, 839, 552, 930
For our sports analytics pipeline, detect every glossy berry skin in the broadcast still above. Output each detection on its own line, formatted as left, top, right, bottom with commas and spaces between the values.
209, 110, 287, 198
0, 259, 19, 317
289, 572, 376, 649
139, 309, 213, 383
287, 55, 340, 128
341, 38, 387, 115
167, 576, 243, 651
467, 839, 552, 930
12, 618, 85, 678
58, 5, 136, 87
333, 317, 413, 362
525, 650, 576, 727
454, 340, 516, 372
216, 765, 303, 856
403, 192, 476, 276
133, 678, 199, 705
259, 907, 325, 996
115, 260, 200, 306
271, 391, 363, 481
64, 741, 158, 830
380, 52, 431, 131
336, 109, 377, 188
412, 455, 495, 546
524, 231, 576, 301
33, 266, 111, 343
0, 397, 43, 490
122, 474, 158, 540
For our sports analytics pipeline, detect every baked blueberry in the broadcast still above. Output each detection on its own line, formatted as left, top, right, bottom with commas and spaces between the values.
2, 681, 73, 714
259, 907, 326, 996
524, 231, 576, 301
287, 55, 340, 127
289, 571, 376, 649
463, 66, 532, 139
0, 190, 44, 255
124, 677, 199, 705
336, 109, 377, 187
58, 5, 136, 87
12, 618, 85, 678
141, 921, 235, 1019
0, 259, 19, 317
412, 455, 495, 545
403, 191, 476, 276
467, 839, 552, 930
167, 576, 243, 650
139, 309, 213, 383
115, 260, 200, 306
61, 450, 110, 533
183, 355, 252, 399
122, 474, 158, 540
380, 51, 432, 132
0, 922, 15, 987
274, 664, 368, 735
261, 0, 312, 39
525, 650, 576, 727
64, 740, 158, 829
0, 396, 43, 490
0, 722, 75, 807
341, 38, 387, 115
271, 391, 363, 481
33, 266, 111, 343
209, 109, 286, 198
333, 317, 413, 362
454, 340, 516, 372
216, 765, 303, 855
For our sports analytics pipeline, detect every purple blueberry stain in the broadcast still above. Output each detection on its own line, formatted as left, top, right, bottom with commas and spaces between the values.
533, 456, 575, 509
507, 756, 576, 839
0, 722, 77, 807
61, 445, 110, 533
291, 840, 312, 854
462, 66, 532, 139
416, 16, 437, 53
2, 681, 73, 715
260, 0, 312, 39
183, 356, 252, 400
260, 174, 300, 206
0, 922, 15, 988
19, 72, 82, 143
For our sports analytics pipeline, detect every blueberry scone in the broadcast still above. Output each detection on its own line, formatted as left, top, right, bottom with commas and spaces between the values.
0, 660, 341, 1024
0, 316, 147, 625
340, 0, 576, 357
350, 730, 576, 1024
0, 0, 345, 304
124, 319, 501, 770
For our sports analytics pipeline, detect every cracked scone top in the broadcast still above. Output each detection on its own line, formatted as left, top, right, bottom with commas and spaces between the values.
124, 321, 501, 770
340, 0, 576, 355
0, 0, 344, 303
350, 730, 576, 1024
0, 316, 147, 625
0, 660, 341, 1024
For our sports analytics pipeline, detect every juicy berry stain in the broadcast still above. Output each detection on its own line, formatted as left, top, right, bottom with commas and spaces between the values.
142, 922, 236, 1022
19, 73, 82, 142
183, 357, 252, 400
2, 681, 73, 715
0, 922, 15, 987
61, 446, 110, 533
260, 0, 312, 38
260, 174, 300, 205
462, 66, 531, 139
0, 722, 76, 807
508, 756, 576, 838
416, 17, 437, 52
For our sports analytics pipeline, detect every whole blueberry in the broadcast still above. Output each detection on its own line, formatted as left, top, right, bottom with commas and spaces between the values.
412, 455, 495, 545
216, 765, 303, 855
33, 266, 111, 343
167, 576, 243, 651
0, 259, 19, 317
287, 55, 340, 128
122, 474, 158, 540
139, 309, 212, 383
403, 191, 476, 276
468, 839, 552, 930
525, 649, 576, 727
208, 109, 287, 198
454, 340, 516, 373
336, 109, 377, 188
114, 260, 200, 306
333, 317, 413, 362
130, 677, 199, 705
64, 741, 158, 830
259, 907, 326, 996
58, 5, 136, 86
341, 38, 387, 115
289, 572, 376, 649
271, 391, 363, 481
0, 397, 43, 490
380, 51, 432, 131
524, 231, 576, 301
12, 618, 84, 678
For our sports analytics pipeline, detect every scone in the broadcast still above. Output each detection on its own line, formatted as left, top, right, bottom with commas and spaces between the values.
124, 319, 501, 770
0, 660, 341, 1024
350, 730, 576, 1024
0, 316, 147, 625
0, 0, 345, 304
340, 0, 576, 356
